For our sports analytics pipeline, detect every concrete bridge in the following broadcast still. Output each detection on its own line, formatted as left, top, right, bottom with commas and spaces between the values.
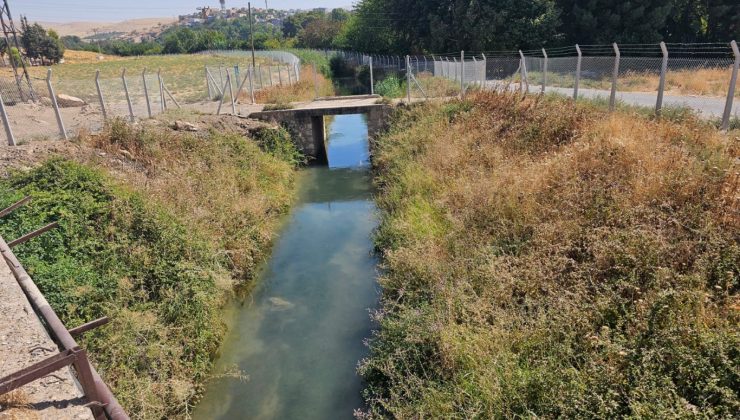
249, 95, 393, 164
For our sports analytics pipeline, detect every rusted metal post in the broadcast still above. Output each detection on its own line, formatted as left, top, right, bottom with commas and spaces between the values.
0, 235, 129, 420
0, 196, 31, 218
0, 93, 15, 146
69, 317, 110, 337
610, 43, 621, 112
46, 69, 67, 140
8, 221, 58, 247
721, 40, 739, 131
656, 41, 669, 115
95, 70, 107, 120
121, 68, 135, 122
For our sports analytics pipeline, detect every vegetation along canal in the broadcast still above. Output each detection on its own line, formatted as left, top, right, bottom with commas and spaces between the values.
194, 114, 379, 419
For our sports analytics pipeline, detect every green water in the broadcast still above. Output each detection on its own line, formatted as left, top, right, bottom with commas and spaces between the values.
194, 114, 378, 419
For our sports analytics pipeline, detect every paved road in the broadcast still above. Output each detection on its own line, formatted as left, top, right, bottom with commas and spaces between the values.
538, 86, 733, 118
479, 80, 737, 119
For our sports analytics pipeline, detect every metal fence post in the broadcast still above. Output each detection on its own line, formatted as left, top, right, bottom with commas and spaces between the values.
268, 65, 274, 86
574, 44, 582, 100
142, 68, 152, 118
721, 40, 739, 131
482, 54, 487, 89
157, 69, 165, 112
656, 41, 669, 115
542, 48, 548, 93
370, 56, 374, 95
313, 62, 319, 99
406, 55, 412, 102
121, 68, 135, 122
95, 70, 107, 120
248, 66, 255, 104
0, 93, 16, 146
610, 43, 621, 112
228, 72, 236, 114
205, 66, 212, 100
460, 51, 465, 95
472, 57, 478, 88
216, 73, 231, 115
234, 65, 240, 86
278, 65, 283, 85
519, 50, 529, 94
46, 69, 67, 140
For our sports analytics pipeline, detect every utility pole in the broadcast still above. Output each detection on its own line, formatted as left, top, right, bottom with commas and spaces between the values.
0, 0, 34, 101
248, 2, 256, 68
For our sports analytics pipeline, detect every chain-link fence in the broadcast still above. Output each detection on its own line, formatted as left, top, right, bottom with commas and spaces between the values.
356, 41, 739, 129
0, 51, 310, 146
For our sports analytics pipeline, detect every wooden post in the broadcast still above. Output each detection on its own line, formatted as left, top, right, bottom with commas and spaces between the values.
121, 68, 134, 122
157, 69, 165, 112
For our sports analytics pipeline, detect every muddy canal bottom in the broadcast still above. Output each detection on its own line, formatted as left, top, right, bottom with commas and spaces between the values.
194, 114, 378, 419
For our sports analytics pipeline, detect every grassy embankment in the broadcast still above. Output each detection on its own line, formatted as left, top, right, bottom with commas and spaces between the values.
0, 115, 300, 418
364, 91, 739, 417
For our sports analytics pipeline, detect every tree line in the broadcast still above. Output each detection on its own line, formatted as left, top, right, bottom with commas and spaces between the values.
342, 0, 739, 53
38, 2, 740, 59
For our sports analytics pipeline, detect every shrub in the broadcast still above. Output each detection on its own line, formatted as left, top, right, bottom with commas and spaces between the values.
375, 74, 404, 98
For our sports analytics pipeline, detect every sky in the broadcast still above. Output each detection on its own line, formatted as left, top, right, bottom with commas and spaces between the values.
13, 0, 354, 23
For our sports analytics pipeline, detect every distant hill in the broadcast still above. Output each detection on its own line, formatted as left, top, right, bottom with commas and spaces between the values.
38, 17, 177, 40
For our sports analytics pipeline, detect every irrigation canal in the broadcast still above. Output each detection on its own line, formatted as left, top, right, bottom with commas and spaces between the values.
194, 114, 379, 419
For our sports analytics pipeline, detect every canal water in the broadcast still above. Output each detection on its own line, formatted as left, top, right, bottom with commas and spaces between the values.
194, 114, 378, 419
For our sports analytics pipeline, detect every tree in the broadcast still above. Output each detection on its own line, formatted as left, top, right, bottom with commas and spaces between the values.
20, 18, 64, 63
345, 0, 560, 53
330, 8, 351, 22
297, 19, 343, 49
555, 0, 675, 44
705, 0, 740, 42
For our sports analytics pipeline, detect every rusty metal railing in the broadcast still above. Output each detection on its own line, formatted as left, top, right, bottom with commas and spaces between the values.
0, 196, 129, 420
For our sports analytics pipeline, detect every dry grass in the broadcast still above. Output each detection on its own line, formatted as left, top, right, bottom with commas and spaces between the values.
364, 91, 739, 418
529, 67, 738, 97
250, 66, 334, 104
0, 390, 37, 420
82, 115, 297, 282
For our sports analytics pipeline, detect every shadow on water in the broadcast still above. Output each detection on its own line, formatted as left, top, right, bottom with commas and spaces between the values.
194, 114, 378, 420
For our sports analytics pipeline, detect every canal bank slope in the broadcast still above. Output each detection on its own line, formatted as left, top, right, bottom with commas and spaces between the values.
0, 112, 300, 419
364, 92, 739, 417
